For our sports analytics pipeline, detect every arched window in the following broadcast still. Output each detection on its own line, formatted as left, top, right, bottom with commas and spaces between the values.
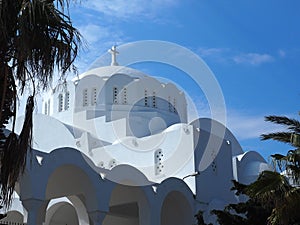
152, 91, 156, 108
144, 89, 148, 107
113, 87, 118, 104
64, 92, 70, 110
91, 88, 97, 105
58, 94, 63, 112
83, 89, 88, 106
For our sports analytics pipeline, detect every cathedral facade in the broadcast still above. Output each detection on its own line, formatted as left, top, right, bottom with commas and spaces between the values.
4, 48, 270, 225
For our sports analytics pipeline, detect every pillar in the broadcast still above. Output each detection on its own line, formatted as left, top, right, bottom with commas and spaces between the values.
88, 210, 107, 225
22, 198, 47, 225
149, 203, 161, 225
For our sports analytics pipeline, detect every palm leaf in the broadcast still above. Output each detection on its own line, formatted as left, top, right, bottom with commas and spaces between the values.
246, 171, 290, 203
0, 0, 82, 208
261, 132, 292, 143
264, 115, 300, 133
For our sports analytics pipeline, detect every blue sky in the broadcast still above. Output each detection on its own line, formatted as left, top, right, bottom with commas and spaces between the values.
67, 0, 300, 160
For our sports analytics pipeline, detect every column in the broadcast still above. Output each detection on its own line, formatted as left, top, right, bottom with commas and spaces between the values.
22, 198, 47, 225
88, 210, 107, 225
149, 204, 161, 225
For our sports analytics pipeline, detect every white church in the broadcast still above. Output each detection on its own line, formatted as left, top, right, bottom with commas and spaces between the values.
3, 46, 270, 225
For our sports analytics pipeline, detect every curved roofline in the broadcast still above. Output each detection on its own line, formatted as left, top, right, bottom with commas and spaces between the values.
72, 66, 148, 81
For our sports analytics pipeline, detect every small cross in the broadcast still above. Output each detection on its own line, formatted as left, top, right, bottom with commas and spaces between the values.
108, 45, 119, 66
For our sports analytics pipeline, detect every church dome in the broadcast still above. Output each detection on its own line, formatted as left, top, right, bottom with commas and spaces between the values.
42, 46, 188, 138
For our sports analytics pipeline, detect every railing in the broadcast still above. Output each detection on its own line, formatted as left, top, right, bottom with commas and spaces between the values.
0, 221, 26, 225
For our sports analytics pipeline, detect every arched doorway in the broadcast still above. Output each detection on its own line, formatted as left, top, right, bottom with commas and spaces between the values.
45, 201, 79, 225
44, 164, 100, 225
103, 184, 150, 225
161, 191, 193, 225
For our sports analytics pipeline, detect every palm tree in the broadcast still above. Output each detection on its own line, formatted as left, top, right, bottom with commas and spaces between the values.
261, 115, 300, 183
0, 0, 81, 208
211, 114, 300, 225
211, 180, 271, 225
245, 170, 300, 225
244, 114, 300, 225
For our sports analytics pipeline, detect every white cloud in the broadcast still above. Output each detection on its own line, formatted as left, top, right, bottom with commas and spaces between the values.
83, 0, 178, 20
79, 24, 113, 44
233, 53, 274, 66
278, 49, 286, 58
75, 23, 125, 73
78, 24, 124, 46
197, 47, 230, 64
226, 111, 284, 140
198, 47, 276, 66
188, 97, 285, 141
198, 47, 227, 57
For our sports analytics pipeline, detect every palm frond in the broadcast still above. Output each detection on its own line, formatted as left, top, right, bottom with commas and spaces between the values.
0, 96, 34, 208
246, 171, 290, 203
264, 115, 300, 133
14, 0, 82, 91
261, 132, 292, 143
0, 0, 81, 208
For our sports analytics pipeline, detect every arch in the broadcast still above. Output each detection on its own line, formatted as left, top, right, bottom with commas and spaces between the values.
105, 164, 153, 187
156, 178, 194, 207
103, 183, 151, 225
68, 195, 90, 225
44, 201, 79, 225
19, 148, 112, 213
160, 191, 193, 225
155, 177, 194, 225
45, 164, 97, 200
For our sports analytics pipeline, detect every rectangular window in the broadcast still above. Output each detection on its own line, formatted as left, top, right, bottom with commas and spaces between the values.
144, 89, 148, 107
64, 92, 70, 110
44, 102, 48, 115
58, 94, 63, 112
83, 89, 88, 106
91, 88, 97, 105
152, 91, 156, 108
122, 87, 127, 104
48, 100, 50, 115
168, 96, 172, 112
173, 98, 176, 113
154, 149, 164, 175
113, 87, 118, 104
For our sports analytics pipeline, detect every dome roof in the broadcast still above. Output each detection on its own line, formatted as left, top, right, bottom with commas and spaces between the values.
73, 66, 148, 81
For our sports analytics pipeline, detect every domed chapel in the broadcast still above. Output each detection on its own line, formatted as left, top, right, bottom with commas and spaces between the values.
4, 46, 270, 225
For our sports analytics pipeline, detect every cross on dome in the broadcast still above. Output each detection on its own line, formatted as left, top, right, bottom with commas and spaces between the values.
108, 45, 119, 66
